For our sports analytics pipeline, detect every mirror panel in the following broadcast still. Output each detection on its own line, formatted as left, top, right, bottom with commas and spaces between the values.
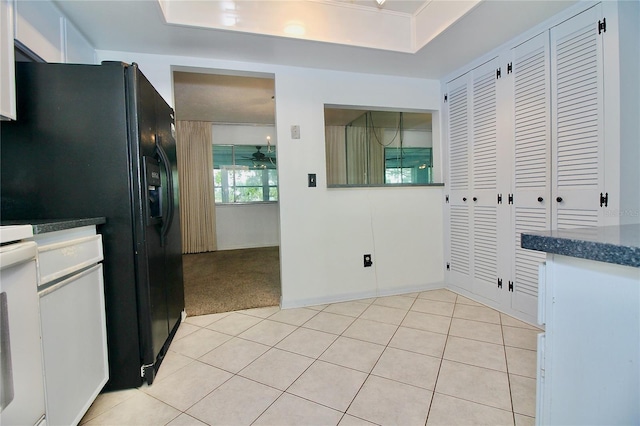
325, 108, 436, 187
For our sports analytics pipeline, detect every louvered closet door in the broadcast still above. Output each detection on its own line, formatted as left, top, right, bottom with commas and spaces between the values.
446, 73, 472, 291
551, 4, 605, 230
471, 58, 500, 302
511, 32, 551, 316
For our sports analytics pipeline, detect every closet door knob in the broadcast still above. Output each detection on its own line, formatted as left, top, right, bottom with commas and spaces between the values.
538, 197, 544, 202
556, 196, 563, 203
463, 197, 467, 202
473, 197, 478, 202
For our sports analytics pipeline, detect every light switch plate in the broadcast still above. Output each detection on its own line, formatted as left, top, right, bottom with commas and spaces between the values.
291, 125, 300, 139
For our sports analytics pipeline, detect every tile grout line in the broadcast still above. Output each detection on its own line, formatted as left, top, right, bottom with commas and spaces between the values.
423, 293, 458, 425
171, 308, 291, 425
249, 299, 385, 425
499, 312, 518, 426
338, 292, 430, 425
105, 290, 535, 425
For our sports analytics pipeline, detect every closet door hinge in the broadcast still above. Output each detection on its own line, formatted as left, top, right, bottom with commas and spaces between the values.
446, 195, 449, 203
598, 18, 606, 34
444, 94, 448, 103
498, 278, 503, 289
496, 68, 501, 79
507, 62, 513, 74
600, 192, 609, 207
508, 194, 514, 204
509, 281, 514, 292
497, 194, 502, 204
446, 263, 450, 271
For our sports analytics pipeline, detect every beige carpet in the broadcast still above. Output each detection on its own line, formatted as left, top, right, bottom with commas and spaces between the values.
182, 246, 281, 316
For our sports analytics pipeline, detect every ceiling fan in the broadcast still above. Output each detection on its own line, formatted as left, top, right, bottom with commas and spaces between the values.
242, 146, 276, 167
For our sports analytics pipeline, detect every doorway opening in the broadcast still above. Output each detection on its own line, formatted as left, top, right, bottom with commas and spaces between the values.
172, 68, 281, 316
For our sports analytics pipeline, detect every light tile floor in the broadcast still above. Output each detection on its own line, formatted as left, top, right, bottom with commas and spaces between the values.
80, 289, 541, 426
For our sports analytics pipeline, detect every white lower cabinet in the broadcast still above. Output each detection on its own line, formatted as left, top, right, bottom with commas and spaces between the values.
536, 255, 640, 425
31, 225, 108, 426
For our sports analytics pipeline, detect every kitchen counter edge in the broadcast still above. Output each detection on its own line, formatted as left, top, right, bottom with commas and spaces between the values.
2, 218, 106, 234
521, 224, 640, 268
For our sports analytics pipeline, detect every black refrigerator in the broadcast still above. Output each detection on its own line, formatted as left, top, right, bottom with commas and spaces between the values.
0, 61, 185, 391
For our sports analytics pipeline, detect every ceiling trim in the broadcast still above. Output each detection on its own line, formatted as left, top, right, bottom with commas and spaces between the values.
159, 0, 481, 53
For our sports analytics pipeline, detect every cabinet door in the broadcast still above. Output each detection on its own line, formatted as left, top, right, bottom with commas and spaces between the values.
550, 4, 605, 229
470, 58, 501, 302
0, 0, 15, 120
446, 73, 472, 292
511, 32, 551, 316
446, 58, 504, 303
38, 264, 108, 426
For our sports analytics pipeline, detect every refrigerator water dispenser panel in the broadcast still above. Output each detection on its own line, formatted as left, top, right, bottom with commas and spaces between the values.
144, 156, 162, 222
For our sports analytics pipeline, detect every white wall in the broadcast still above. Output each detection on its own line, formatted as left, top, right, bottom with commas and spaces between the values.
212, 124, 276, 146
13, 0, 94, 64
617, 0, 640, 224
212, 123, 280, 250
215, 203, 280, 250
268, 66, 444, 306
96, 49, 445, 307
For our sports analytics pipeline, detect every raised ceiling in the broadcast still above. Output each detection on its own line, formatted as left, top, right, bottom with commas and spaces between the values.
55, 0, 577, 79
55, 0, 577, 124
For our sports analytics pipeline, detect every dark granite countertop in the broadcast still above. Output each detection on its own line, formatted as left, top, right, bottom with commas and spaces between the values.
1, 217, 106, 234
521, 224, 640, 268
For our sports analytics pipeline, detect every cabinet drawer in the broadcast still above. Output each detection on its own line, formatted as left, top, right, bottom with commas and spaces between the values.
39, 264, 108, 425
37, 235, 103, 285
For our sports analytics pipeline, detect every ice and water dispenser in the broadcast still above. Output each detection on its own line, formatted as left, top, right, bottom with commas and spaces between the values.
144, 156, 162, 224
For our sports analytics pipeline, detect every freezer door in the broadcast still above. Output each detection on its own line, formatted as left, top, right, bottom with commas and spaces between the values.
128, 65, 184, 383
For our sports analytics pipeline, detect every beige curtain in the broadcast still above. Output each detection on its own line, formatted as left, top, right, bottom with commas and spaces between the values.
346, 125, 368, 184
176, 121, 217, 253
325, 126, 347, 185
368, 127, 385, 184
345, 125, 385, 184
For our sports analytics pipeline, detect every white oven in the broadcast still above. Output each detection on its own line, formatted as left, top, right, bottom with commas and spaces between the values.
0, 225, 46, 426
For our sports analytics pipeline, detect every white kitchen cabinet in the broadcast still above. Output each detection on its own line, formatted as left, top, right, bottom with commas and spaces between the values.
0, 0, 16, 120
443, 2, 616, 323
445, 72, 472, 293
510, 31, 552, 318
536, 254, 639, 424
38, 264, 107, 426
30, 224, 108, 426
550, 4, 606, 230
445, 56, 512, 305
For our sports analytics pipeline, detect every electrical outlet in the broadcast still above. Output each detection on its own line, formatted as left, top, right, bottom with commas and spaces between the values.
364, 254, 372, 267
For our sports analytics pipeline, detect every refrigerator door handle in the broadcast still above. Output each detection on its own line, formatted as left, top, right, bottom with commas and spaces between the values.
155, 138, 174, 246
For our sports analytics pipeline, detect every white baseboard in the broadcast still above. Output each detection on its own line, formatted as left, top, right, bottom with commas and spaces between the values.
445, 282, 541, 329
216, 243, 280, 251
280, 281, 447, 310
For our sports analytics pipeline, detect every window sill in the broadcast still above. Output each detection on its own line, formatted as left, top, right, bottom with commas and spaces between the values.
327, 183, 444, 189
215, 201, 279, 206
